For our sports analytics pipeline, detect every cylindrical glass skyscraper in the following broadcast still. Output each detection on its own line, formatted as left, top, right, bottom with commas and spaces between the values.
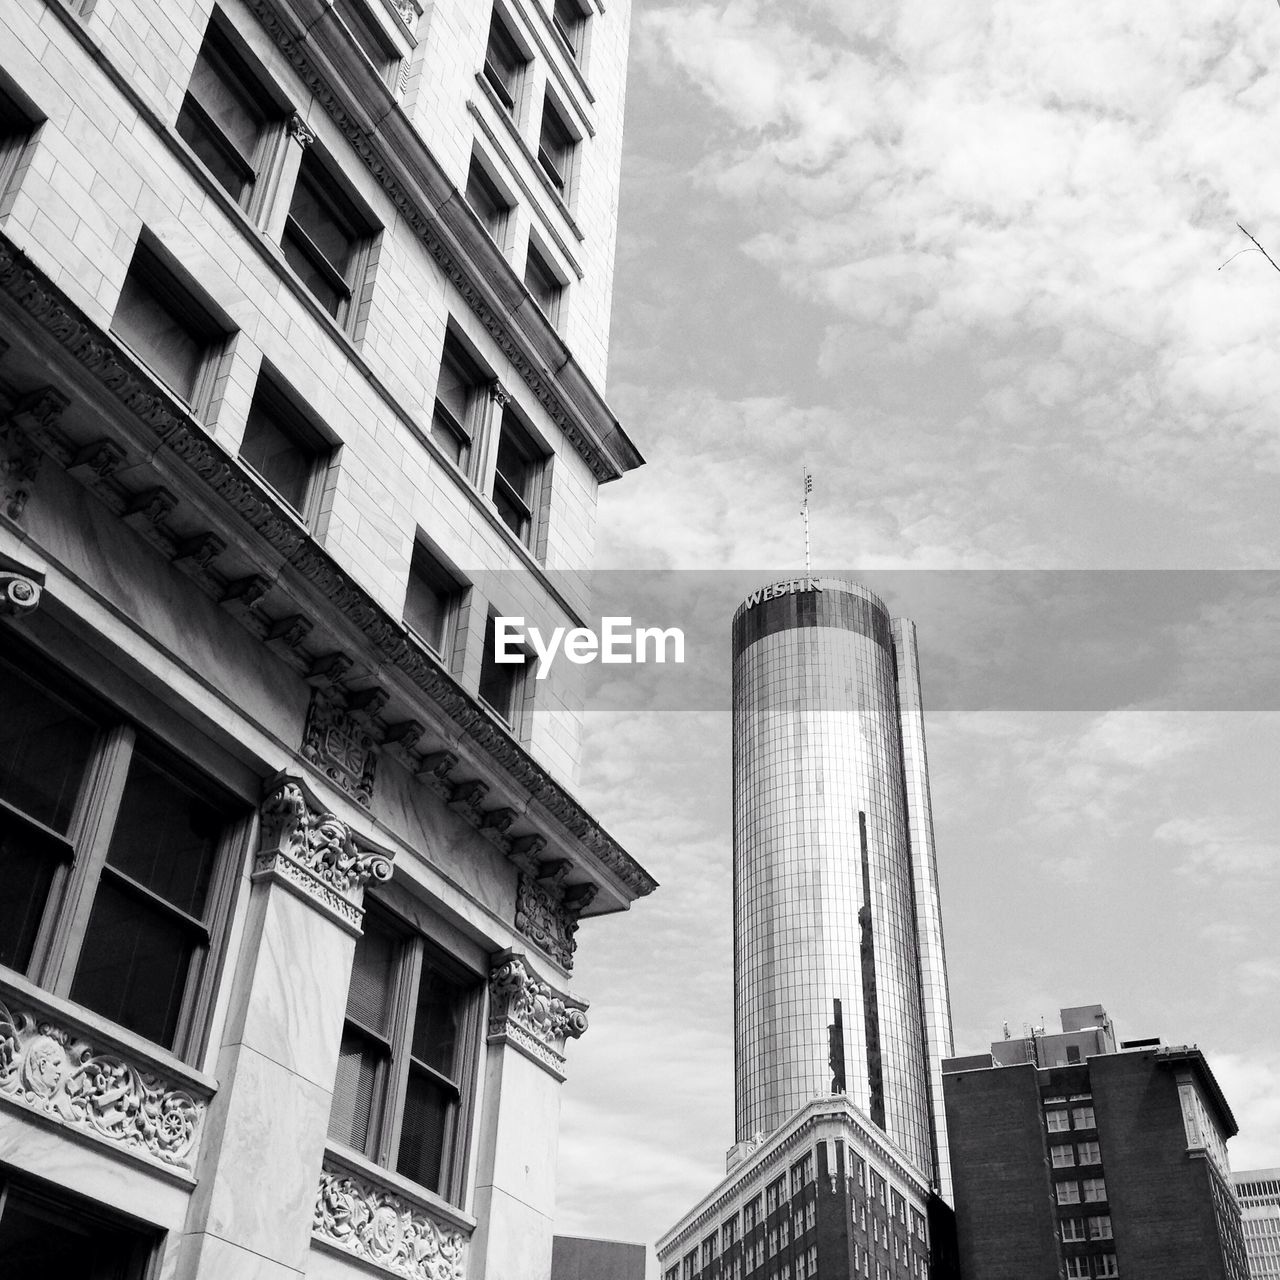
731, 577, 954, 1195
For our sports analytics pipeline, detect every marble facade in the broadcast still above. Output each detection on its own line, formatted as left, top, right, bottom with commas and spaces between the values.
0, 0, 649, 1272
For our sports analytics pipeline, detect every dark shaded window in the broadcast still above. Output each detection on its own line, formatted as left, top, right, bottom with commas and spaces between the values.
537, 96, 575, 195
282, 151, 375, 325
552, 0, 587, 60
403, 541, 461, 657
0, 650, 243, 1057
176, 24, 277, 205
431, 335, 486, 470
465, 155, 511, 245
478, 612, 528, 724
523, 242, 563, 323
328, 907, 479, 1203
112, 243, 228, 407
0, 1178, 154, 1278
490, 410, 542, 545
0, 79, 39, 198
483, 12, 526, 113
240, 376, 329, 517
334, 0, 400, 77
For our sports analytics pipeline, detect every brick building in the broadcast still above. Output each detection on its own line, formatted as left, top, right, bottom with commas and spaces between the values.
0, 0, 649, 1273
943, 1006, 1248, 1280
1235, 1168, 1280, 1279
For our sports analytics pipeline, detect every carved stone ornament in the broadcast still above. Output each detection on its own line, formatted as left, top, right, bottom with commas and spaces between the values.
514, 870, 589, 971
0, 417, 43, 522
0, 997, 205, 1171
314, 1164, 467, 1280
488, 953, 586, 1078
303, 687, 378, 807
255, 778, 393, 929
0, 570, 41, 617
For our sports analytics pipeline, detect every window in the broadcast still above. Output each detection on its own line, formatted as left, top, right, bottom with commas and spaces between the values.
767, 1228, 777, 1258
490, 410, 544, 546
744, 1196, 761, 1232
478, 612, 529, 726
780, 1218, 790, 1246
282, 149, 376, 326
0, 1176, 155, 1277
403, 541, 462, 659
1065, 1260, 1089, 1280
1077, 1141, 1102, 1165
523, 240, 564, 324
176, 22, 279, 207
537, 94, 576, 196
239, 373, 330, 519
112, 240, 228, 411
466, 154, 512, 247
891, 1190, 906, 1223
431, 334, 487, 471
0, 78, 39, 210
1082, 1178, 1107, 1202
329, 906, 481, 1202
1066, 1044, 1082, 1063
333, 0, 400, 79
792, 1152, 813, 1194
1089, 1215, 1113, 1240
682, 1253, 695, 1280
766, 1177, 784, 1213
1097, 1252, 1119, 1275
551, 0, 588, 61
0, 651, 243, 1055
1056, 1182, 1081, 1205
1052, 1145, 1076, 1167
805, 1201, 816, 1231
722, 1215, 739, 1250
1073, 1105, 1096, 1129
483, 11, 527, 114
1046, 1109, 1071, 1132
1061, 1218, 1086, 1242
703, 1236, 716, 1266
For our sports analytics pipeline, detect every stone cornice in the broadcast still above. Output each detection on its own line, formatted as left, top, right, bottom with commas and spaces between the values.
0, 232, 658, 910
247, 0, 642, 484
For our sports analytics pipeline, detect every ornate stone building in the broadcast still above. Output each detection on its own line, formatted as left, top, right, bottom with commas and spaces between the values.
0, 0, 649, 1273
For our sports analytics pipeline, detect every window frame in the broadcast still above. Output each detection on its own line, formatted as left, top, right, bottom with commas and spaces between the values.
281, 147, 379, 331
110, 237, 231, 418
0, 647, 248, 1064
238, 368, 334, 525
176, 18, 285, 212
402, 538, 466, 663
489, 406, 548, 549
551, 0, 589, 63
523, 238, 566, 325
465, 151, 514, 251
431, 331, 490, 476
477, 610, 531, 730
0, 73, 42, 213
483, 9, 529, 117
536, 91, 578, 199
327, 901, 483, 1206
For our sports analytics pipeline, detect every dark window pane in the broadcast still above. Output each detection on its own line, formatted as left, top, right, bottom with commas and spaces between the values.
404, 545, 456, 653
175, 105, 250, 202
0, 1183, 150, 1278
484, 19, 523, 108
112, 270, 205, 401
465, 160, 506, 240
523, 247, 561, 317
0, 818, 65, 972
288, 168, 356, 280
495, 422, 534, 501
240, 393, 317, 512
553, 0, 583, 55
479, 614, 525, 720
70, 876, 197, 1048
334, 0, 396, 73
281, 226, 343, 317
395, 1065, 451, 1192
329, 1027, 382, 1150
0, 665, 94, 832
430, 409, 467, 467
106, 753, 222, 918
187, 41, 264, 164
436, 345, 477, 424
345, 913, 398, 1034
410, 962, 463, 1078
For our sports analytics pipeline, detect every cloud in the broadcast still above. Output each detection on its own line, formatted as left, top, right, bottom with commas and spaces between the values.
1213, 1052, 1280, 1170
1155, 813, 1280, 881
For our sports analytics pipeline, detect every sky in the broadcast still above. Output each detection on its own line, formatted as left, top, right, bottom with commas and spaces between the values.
551, 0, 1280, 1265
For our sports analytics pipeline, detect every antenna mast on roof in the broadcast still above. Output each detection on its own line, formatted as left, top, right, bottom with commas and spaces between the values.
802, 465, 813, 575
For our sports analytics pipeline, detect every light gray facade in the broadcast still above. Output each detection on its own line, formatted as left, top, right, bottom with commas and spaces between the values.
730, 577, 953, 1196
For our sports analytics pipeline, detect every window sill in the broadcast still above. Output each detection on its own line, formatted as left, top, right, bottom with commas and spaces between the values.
316, 1141, 477, 1239
0, 967, 217, 1182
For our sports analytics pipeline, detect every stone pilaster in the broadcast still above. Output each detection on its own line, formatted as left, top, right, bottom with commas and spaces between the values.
177, 775, 394, 1280
468, 951, 587, 1280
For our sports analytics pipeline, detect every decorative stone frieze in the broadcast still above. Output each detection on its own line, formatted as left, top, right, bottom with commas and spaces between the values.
314, 1161, 468, 1280
0, 232, 659, 904
287, 113, 315, 148
0, 996, 206, 1172
487, 952, 587, 1079
254, 777, 393, 930
303, 687, 378, 807
510, 855, 598, 971
0, 569, 41, 616
0, 393, 54, 521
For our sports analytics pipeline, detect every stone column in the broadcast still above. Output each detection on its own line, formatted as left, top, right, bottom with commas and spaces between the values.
177, 775, 393, 1280
468, 951, 588, 1280
259, 114, 314, 242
